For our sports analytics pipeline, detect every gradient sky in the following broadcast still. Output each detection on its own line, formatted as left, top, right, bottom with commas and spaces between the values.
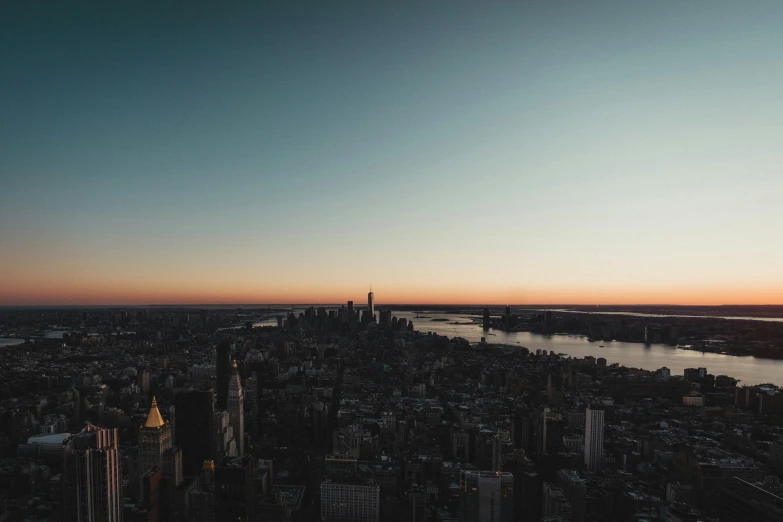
2, 1, 782, 306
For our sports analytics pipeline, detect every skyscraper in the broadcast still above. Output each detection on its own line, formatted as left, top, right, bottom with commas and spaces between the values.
459, 470, 514, 522
215, 455, 254, 522
216, 342, 231, 410
541, 482, 572, 521
227, 361, 245, 457
175, 389, 215, 476
321, 477, 380, 522
139, 397, 183, 487
483, 308, 491, 330
556, 469, 586, 522
367, 290, 375, 322
63, 424, 122, 522
584, 407, 604, 472
246, 371, 259, 440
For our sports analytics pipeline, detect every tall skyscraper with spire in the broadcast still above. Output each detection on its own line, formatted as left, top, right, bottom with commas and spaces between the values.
227, 361, 245, 457
368, 288, 375, 322
139, 396, 171, 473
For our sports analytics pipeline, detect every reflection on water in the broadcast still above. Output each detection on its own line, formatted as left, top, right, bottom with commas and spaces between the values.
393, 312, 783, 387
250, 309, 782, 386
539, 309, 783, 323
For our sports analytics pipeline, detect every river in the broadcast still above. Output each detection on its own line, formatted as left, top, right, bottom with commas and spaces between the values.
0, 338, 26, 347
391, 311, 783, 386
253, 308, 783, 386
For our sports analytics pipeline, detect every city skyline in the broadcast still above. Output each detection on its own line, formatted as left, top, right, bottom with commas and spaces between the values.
3, 1, 783, 306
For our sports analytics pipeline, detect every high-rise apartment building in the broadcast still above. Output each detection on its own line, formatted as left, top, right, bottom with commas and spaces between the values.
584, 407, 604, 472
459, 470, 514, 522
321, 477, 380, 522
63, 424, 122, 522
227, 361, 245, 457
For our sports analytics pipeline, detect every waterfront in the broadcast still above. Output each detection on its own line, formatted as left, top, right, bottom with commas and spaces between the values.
392, 311, 783, 386
538, 308, 783, 323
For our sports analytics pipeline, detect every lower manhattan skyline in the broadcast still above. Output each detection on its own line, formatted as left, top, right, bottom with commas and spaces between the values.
2, 0, 782, 306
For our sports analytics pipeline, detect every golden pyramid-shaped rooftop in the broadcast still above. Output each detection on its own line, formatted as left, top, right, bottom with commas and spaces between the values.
144, 396, 165, 428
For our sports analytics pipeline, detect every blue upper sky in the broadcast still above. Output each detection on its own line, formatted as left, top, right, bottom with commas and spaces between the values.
1, 1, 782, 305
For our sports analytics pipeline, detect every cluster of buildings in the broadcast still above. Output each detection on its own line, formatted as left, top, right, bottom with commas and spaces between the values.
1, 300, 783, 521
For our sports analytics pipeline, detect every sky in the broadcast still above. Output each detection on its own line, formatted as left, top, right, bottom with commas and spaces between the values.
1, 1, 782, 306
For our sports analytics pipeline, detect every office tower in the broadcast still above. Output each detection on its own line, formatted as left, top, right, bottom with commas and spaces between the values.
474, 432, 495, 470
227, 361, 245, 457
507, 450, 539, 522
513, 407, 531, 454
188, 460, 216, 522
483, 308, 491, 330
452, 430, 471, 462
459, 470, 514, 522
542, 311, 554, 334
200, 309, 208, 331
63, 424, 122, 522
312, 401, 329, 445
347, 300, 354, 319
584, 407, 604, 472
246, 371, 259, 440
139, 397, 169, 473
137, 468, 162, 522
216, 342, 231, 410
321, 476, 380, 522
556, 470, 586, 522
492, 430, 514, 471
215, 455, 254, 521
542, 482, 572, 521
139, 396, 182, 487
138, 369, 150, 398
368, 290, 375, 322
538, 408, 562, 457
213, 410, 236, 462
174, 389, 215, 476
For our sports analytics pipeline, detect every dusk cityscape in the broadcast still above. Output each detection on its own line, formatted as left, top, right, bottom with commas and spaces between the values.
2, 1, 783, 522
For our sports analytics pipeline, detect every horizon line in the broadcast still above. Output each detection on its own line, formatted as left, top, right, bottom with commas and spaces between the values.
2, 302, 782, 309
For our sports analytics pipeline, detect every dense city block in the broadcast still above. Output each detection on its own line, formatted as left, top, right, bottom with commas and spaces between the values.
2, 302, 783, 521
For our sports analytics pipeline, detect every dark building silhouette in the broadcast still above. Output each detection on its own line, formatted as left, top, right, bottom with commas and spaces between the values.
215, 455, 253, 521
483, 307, 491, 330
216, 343, 231, 410
175, 389, 215, 477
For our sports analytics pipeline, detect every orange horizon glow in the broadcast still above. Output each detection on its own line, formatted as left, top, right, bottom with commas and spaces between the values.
2, 282, 782, 307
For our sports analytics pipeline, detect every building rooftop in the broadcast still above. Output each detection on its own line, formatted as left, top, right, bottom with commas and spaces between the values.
143, 397, 165, 428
